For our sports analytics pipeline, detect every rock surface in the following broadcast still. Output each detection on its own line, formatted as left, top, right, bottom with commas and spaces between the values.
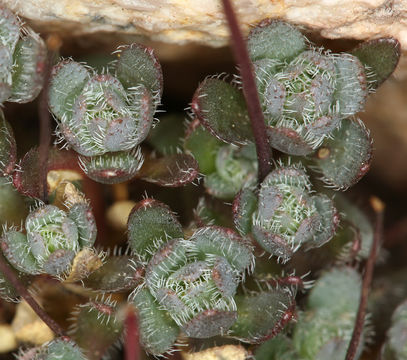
2, 0, 407, 48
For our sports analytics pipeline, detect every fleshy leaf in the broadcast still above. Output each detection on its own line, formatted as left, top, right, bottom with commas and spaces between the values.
0, 46, 13, 104
13, 147, 79, 198
9, 33, 46, 103
252, 163, 325, 262
188, 226, 254, 273
333, 54, 367, 116
352, 38, 401, 89
212, 256, 238, 297
45, 339, 87, 360
307, 267, 361, 315
1, 230, 39, 274
115, 43, 163, 101
0, 177, 28, 229
311, 117, 372, 190
191, 78, 253, 145
78, 147, 143, 185
49, 60, 90, 121
137, 153, 199, 187
247, 19, 306, 62
69, 301, 123, 360
145, 239, 187, 289
182, 309, 237, 338
230, 289, 295, 343
67, 203, 97, 248
233, 188, 258, 235
293, 267, 362, 360
305, 194, 339, 250
132, 288, 180, 356
83, 255, 144, 292
0, 7, 20, 51
252, 225, 293, 262
203, 143, 257, 200
267, 127, 313, 156
127, 199, 183, 263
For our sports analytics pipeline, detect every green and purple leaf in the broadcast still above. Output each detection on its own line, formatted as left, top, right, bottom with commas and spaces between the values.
12, 147, 80, 198
191, 77, 253, 145
233, 188, 258, 235
127, 198, 183, 262
114, 43, 163, 101
83, 255, 144, 292
352, 38, 401, 90
247, 19, 306, 62
311, 117, 373, 190
78, 148, 143, 185
230, 289, 295, 343
137, 152, 199, 187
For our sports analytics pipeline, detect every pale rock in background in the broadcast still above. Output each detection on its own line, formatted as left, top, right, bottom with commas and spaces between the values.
2, 0, 407, 48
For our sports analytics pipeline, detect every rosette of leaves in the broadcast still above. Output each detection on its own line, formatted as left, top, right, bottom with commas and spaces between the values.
49, 43, 163, 184
127, 199, 295, 355
184, 119, 258, 199
233, 161, 339, 263
381, 299, 407, 360
191, 20, 400, 157
0, 187, 97, 277
0, 7, 46, 105
250, 21, 368, 155
127, 199, 254, 354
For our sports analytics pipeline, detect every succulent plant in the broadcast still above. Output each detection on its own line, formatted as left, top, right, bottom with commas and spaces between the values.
0, 4, 402, 360
0, 7, 46, 105
127, 199, 257, 354
233, 161, 339, 262
49, 44, 162, 184
0, 186, 96, 276
191, 19, 398, 168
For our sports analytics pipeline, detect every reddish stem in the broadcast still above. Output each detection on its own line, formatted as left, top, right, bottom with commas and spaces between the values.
38, 36, 61, 202
38, 57, 52, 203
345, 196, 384, 360
125, 306, 140, 360
221, 0, 272, 183
0, 255, 66, 338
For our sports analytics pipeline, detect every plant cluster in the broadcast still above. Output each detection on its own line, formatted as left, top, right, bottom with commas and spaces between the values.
0, 3, 404, 360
